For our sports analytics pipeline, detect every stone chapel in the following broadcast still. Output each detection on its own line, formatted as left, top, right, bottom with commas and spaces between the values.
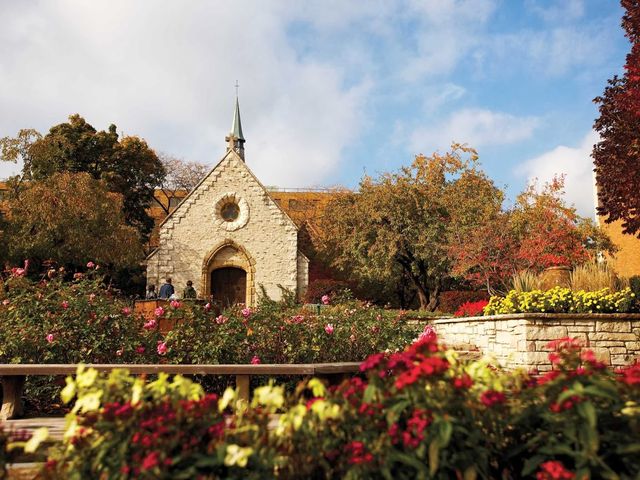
146, 98, 309, 306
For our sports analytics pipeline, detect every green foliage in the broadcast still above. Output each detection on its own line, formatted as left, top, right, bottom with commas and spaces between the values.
39, 336, 640, 479
162, 299, 417, 365
320, 144, 503, 311
0, 272, 161, 364
43, 367, 276, 479
484, 287, 637, 315
2, 115, 165, 238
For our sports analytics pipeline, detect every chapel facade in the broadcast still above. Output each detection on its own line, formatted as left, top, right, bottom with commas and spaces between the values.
145, 98, 309, 306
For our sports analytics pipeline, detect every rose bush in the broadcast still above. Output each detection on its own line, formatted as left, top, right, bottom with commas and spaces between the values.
160, 300, 418, 365
0, 273, 161, 365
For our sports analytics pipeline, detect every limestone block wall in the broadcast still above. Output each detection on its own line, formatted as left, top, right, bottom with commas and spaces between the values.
432, 313, 640, 371
146, 151, 303, 304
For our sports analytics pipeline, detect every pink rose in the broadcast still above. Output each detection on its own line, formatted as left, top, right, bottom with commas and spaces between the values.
86, 261, 95, 269
241, 308, 252, 319
116, 349, 123, 357
46, 333, 54, 343
143, 319, 158, 330
204, 303, 211, 311
250, 355, 261, 365
157, 341, 167, 356
61, 301, 69, 309
349, 334, 356, 342
2, 299, 9, 306
321, 295, 331, 305
154, 307, 165, 317
418, 325, 437, 342
88, 293, 96, 302
215, 315, 228, 325
136, 346, 145, 354
289, 314, 304, 324
324, 323, 334, 335
170, 300, 181, 309
121, 307, 131, 315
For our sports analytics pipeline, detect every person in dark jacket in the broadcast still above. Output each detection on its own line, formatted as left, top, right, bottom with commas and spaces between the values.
158, 278, 175, 299
183, 280, 197, 299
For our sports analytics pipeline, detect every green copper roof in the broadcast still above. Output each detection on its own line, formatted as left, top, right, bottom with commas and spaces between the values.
231, 96, 245, 141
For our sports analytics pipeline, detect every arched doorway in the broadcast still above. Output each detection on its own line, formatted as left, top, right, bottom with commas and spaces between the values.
201, 241, 255, 306
210, 267, 247, 307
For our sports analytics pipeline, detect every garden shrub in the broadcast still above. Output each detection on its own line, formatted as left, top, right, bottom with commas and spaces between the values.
453, 299, 489, 317
437, 290, 489, 314
484, 287, 637, 315
39, 335, 640, 479
162, 300, 417, 365
304, 279, 352, 304
0, 270, 162, 365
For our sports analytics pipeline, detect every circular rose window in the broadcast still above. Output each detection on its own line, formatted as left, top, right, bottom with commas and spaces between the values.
214, 193, 249, 231
221, 202, 240, 222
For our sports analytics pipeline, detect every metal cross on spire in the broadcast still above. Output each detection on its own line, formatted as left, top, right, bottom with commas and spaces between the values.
235, 80, 239, 97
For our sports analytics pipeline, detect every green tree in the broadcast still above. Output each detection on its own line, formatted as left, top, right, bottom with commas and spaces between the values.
1, 115, 165, 238
320, 145, 503, 311
3, 172, 142, 270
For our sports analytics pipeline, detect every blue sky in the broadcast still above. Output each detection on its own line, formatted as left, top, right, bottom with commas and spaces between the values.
0, 0, 629, 216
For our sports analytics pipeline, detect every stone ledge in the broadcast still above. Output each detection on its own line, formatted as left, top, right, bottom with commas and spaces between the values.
432, 312, 640, 324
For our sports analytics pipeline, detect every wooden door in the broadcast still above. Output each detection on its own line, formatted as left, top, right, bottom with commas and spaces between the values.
210, 267, 247, 307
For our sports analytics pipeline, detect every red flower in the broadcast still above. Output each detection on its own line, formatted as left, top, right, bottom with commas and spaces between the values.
360, 353, 384, 372
141, 451, 160, 470
536, 460, 575, 479
453, 373, 473, 389
480, 390, 506, 407
345, 441, 373, 465
619, 362, 640, 386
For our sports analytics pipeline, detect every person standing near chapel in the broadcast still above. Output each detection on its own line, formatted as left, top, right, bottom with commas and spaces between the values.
183, 280, 197, 299
158, 278, 175, 299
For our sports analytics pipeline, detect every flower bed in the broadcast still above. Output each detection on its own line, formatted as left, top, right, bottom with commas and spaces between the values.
0, 272, 420, 411
484, 287, 637, 315
35, 335, 640, 479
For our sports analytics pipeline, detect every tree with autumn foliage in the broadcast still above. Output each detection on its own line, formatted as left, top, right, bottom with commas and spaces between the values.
320, 145, 503, 311
451, 176, 614, 295
593, 0, 640, 236
0, 115, 165, 239
2, 172, 142, 271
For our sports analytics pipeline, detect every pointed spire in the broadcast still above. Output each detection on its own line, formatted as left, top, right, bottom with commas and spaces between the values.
225, 83, 246, 161
231, 96, 245, 141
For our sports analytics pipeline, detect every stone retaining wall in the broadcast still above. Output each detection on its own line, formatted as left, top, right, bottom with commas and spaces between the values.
432, 314, 640, 371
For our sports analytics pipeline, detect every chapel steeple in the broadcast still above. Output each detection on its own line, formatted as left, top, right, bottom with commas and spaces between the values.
226, 87, 245, 161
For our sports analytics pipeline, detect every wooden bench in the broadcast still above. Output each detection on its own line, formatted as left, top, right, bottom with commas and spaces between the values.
0, 363, 361, 419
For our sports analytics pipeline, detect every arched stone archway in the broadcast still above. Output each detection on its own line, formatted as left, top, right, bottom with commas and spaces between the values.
201, 240, 256, 306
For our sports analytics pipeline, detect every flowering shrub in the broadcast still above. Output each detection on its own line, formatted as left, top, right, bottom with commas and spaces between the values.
40, 335, 640, 479
454, 299, 489, 317
484, 287, 637, 315
42, 366, 277, 479
437, 290, 489, 314
161, 301, 417, 365
0, 274, 162, 365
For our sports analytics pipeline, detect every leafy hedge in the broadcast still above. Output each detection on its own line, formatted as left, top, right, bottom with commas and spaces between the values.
484, 287, 637, 315
0, 272, 419, 366
36, 335, 640, 479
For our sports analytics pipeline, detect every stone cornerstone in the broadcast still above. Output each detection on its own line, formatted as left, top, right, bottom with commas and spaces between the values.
146, 148, 308, 306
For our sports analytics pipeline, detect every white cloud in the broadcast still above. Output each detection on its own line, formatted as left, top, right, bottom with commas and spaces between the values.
516, 130, 598, 218
409, 108, 539, 152
0, 0, 371, 186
